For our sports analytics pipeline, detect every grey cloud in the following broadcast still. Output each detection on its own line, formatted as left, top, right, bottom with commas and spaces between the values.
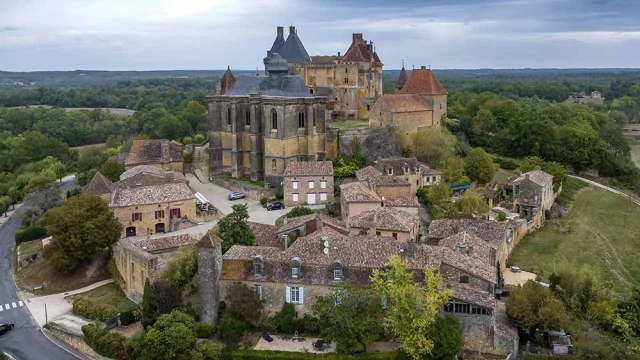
0, 26, 20, 32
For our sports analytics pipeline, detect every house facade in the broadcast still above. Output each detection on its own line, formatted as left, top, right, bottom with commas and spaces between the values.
371, 157, 442, 193
283, 161, 334, 207
207, 54, 328, 186
512, 168, 554, 224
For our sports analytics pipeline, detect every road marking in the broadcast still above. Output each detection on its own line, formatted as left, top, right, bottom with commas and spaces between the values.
4, 304, 8, 310
11, 302, 17, 308
18, 301, 24, 307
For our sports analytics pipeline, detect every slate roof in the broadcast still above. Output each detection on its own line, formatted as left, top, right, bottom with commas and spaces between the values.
311, 55, 341, 64
279, 27, 311, 63
197, 230, 222, 249
377, 94, 431, 113
248, 221, 280, 248
374, 157, 424, 176
269, 27, 285, 54
133, 234, 196, 253
283, 161, 333, 177
348, 207, 418, 233
399, 68, 448, 95
514, 169, 553, 187
125, 140, 182, 166
395, 65, 408, 90
428, 219, 507, 248
110, 182, 195, 207
84, 172, 114, 195
340, 181, 381, 203
221, 74, 313, 98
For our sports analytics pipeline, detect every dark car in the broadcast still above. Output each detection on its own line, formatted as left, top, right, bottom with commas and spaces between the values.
267, 201, 285, 211
0, 323, 15, 336
228, 192, 245, 201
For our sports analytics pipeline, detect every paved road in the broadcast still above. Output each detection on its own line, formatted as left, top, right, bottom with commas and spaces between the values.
0, 178, 83, 360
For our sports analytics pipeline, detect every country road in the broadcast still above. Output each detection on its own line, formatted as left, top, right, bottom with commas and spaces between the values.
0, 177, 85, 360
569, 175, 640, 206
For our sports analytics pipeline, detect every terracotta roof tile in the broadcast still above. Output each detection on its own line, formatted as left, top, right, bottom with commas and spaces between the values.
248, 221, 280, 248
377, 94, 431, 113
220, 67, 236, 95
133, 234, 195, 253
342, 42, 383, 66
395, 66, 408, 90
383, 195, 420, 207
399, 68, 448, 95
283, 161, 333, 177
428, 219, 507, 249
110, 182, 195, 207
355, 166, 381, 181
348, 207, 418, 233
340, 181, 381, 203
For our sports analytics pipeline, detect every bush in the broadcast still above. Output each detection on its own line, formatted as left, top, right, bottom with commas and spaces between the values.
286, 206, 314, 219
272, 303, 296, 333
119, 309, 138, 326
199, 343, 224, 360
496, 212, 507, 221
260, 198, 268, 208
492, 156, 518, 170
73, 298, 117, 322
15, 225, 48, 244
194, 133, 206, 144
196, 322, 214, 338
220, 350, 409, 360
82, 323, 130, 360
545, 209, 552, 220
108, 258, 126, 291
218, 311, 250, 344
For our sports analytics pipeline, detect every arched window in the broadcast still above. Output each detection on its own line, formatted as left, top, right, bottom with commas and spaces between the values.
252, 255, 264, 276
227, 107, 231, 125
271, 108, 278, 130
290, 257, 302, 279
271, 159, 277, 172
298, 112, 305, 128
245, 109, 251, 126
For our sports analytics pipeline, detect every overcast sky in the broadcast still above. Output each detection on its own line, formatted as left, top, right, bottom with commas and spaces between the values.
1, 0, 639, 71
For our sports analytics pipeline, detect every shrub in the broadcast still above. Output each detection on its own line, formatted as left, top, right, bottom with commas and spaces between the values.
194, 133, 206, 144
220, 350, 410, 360
196, 322, 214, 338
183, 152, 194, 164
496, 212, 507, 222
545, 209, 552, 220
286, 206, 314, 219
15, 226, 48, 244
272, 303, 296, 333
492, 156, 518, 170
218, 311, 250, 344
199, 343, 224, 360
82, 323, 130, 360
108, 258, 126, 291
119, 309, 138, 326
260, 198, 268, 208
73, 298, 117, 322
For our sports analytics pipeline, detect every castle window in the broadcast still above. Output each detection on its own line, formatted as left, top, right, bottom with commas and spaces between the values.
345, 68, 348, 74
227, 107, 231, 125
367, 104, 370, 111
310, 89, 314, 94
245, 109, 250, 126
387, 168, 393, 175
313, 111, 316, 126
271, 108, 278, 130
459, 274, 469, 284
272, 159, 277, 172
344, 77, 348, 84
440, 103, 442, 110
298, 112, 305, 128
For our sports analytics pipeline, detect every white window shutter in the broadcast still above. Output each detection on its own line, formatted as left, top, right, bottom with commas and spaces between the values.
285, 286, 291, 303
299, 287, 304, 304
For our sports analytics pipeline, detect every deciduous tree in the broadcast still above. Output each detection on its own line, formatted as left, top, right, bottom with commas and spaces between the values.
411, 127, 458, 170
136, 310, 197, 360
464, 148, 495, 184
164, 245, 198, 293
506, 281, 567, 333
456, 189, 490, 217
215, 204, 256, 253
427, 315, 464, 360
99, 159, 125, 182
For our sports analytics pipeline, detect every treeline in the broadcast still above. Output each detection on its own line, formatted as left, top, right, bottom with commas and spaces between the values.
447, 92, 639, 191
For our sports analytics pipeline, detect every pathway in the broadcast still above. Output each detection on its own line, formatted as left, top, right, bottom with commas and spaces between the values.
569, 175, 640, 206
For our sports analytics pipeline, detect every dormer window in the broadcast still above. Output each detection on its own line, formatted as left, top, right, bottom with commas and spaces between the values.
387, 168, 393, 175
292, 267, 299, 278
332, 260, 344, 281
403, 166, 409, 174
460, 274, 469, 284
252, 255, 264, 276
290, 257, 302, 279
415, 166, 420, 173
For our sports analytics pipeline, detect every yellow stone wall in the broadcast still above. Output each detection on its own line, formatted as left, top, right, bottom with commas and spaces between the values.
111, 199, 197, 238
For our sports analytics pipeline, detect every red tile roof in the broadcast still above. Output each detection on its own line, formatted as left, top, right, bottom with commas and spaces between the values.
342, 43, 383, 66
125, 140, 182, 166
514, 169, 553, 187
340, 181, 381, 203
220, 66, 236, 95
84, 171, 114, 195
248, 221, 280, 248
283, 161, 333, 177
348, 207, 418, 233
399, 68, 448, 95
377, 94, 431, 113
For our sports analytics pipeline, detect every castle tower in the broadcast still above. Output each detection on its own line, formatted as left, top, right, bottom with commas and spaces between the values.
264, 26, 285, 74
395, 61, 408, 93
197, 231, 223, 327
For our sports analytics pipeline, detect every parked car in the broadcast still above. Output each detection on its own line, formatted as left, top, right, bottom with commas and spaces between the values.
228, 192, 245, 201
267, 201, 285, 211
0, 323, 15, 336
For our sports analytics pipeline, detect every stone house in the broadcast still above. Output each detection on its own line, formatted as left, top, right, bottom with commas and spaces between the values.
264, 27, 383, 119
381, 195, 420, 216
369, 66, 448, 146
370, 157, 442, 193
339, 180, 382, 219
283, 161, 334, 207
125, 139, 183, 172
83, 171, 114, 201
207, 54, 328, 186
512, 168, 554, 223
113, 233, 196, 302
347, 207, 419, 241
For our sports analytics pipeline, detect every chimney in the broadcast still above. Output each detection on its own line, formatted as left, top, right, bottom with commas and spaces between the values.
338, 51, 340, 57
421, 65, 427, 70
281, 234, 290, 250
352, 33, 363, 44
316, 216, 323, 233
289, 26, 296, 34
525, 173, 530, 180
277, 26, 284, 36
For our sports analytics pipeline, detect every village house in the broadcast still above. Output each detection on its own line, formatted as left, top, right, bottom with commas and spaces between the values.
124, 139, 184, 172
283, 161, 334, 207
512, 167, 554, 225
371, 157, 442, 193
83, 171, 114, 201
339, 180, 382, 219
347, 207, 419, 241
114, 233, 196, 302
369, 66, 448, 145
264, 27, 383, 119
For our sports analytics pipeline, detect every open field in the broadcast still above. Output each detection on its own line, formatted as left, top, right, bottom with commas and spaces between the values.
509, 186, 640, 293
66, 282, 136, 312
327, 119, 369, 130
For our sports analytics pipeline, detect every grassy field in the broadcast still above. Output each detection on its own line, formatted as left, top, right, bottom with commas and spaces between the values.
327, 119, 369, 130
18, 239, 43, 262
509, 186, 640, 293
67, 283, 136, 312
492, 169, 517, 185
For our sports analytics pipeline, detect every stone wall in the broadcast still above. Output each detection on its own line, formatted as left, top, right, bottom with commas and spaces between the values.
337, 127, 376, 156
111, 198, 197, 238
45, 325, 109, 360
440, 264, 494, 293
455, 303, 519, 357
210, 176, 275, 202
198, 239, 222, 327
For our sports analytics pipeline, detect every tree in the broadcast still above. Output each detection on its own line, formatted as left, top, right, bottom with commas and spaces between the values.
215, 204, 256, 253
427, 315, 464, 360
156, 113, 190, 141
506, 281, 567, 333
442, 156, 469, 184
286, 206, 314, 218
456, 189, 490, 217
141, 279, 155, 328
164, 245, 198, 293
193, 133, 206, 144
44, 192, 122, 273
41, 156, 67, 181
225, 282, 265, 325
411, 127, 458, 169
464, 148, 495, 184
136, 310, 197, 360
0, 199, 7, 218
370, 255, 452, 360
24, 173, 61, 218
312, 282, 384, 354
8, 187, 22, 210
521, 156, 567, 184
418, 184, 457, 220
99, 159, 125, 182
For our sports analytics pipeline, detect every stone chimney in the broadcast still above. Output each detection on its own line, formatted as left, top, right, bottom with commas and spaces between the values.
421, 65, 427, 70
289, 26, 296, 34
277, 26, 284, 36
352, 33, 363, 44
338, 51, 340, 57
281, 234, 290, 250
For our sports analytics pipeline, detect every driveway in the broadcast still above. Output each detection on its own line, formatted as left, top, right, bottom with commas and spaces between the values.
186, 174, 288, 225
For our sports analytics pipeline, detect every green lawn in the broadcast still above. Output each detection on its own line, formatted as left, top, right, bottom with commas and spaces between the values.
492, 169, 517, 185
327, 119, 369, 130
509, 186, 640, 293
18, 239, 43, 262
67, 283, 137, 312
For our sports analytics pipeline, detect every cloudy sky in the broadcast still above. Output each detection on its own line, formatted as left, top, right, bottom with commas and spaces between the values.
1, 0, 639, 71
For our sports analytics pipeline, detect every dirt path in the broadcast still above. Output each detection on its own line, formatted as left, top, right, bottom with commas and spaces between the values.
569, 175, 640, 206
